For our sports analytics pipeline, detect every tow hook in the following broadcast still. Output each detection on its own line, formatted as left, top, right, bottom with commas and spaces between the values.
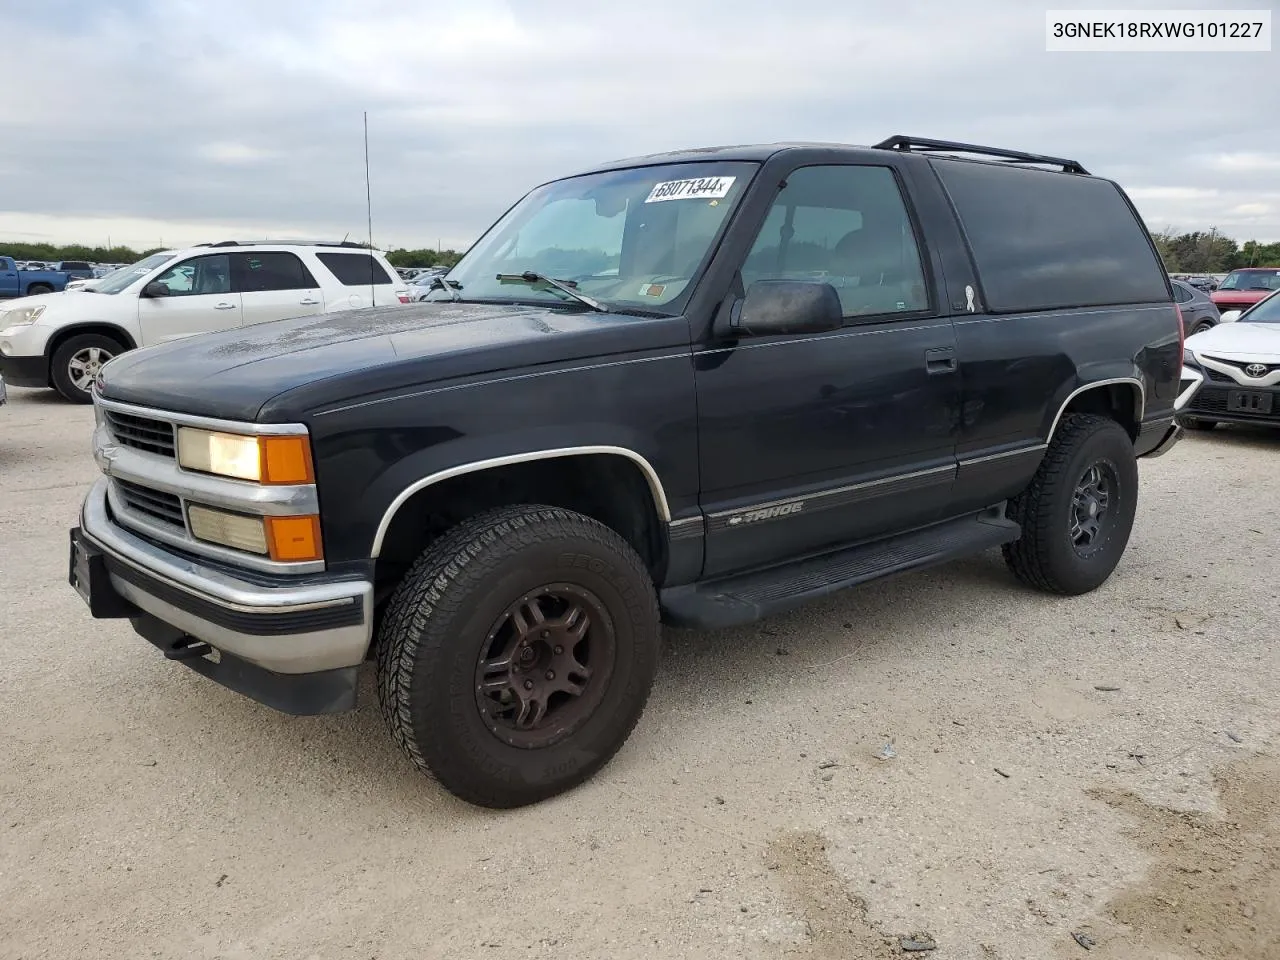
163, 637, 213, 661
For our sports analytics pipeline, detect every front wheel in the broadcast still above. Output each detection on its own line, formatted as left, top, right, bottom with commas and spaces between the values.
376, 505, 661, 808
50, 333, 124, 403
1003, 414, 1138, 595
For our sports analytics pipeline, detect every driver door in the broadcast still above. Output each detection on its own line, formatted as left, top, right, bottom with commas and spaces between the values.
137, 253, 242, 345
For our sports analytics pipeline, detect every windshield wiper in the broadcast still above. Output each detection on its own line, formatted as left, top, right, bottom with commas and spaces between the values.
428, 276, 463, 301
496, 271, 608, 312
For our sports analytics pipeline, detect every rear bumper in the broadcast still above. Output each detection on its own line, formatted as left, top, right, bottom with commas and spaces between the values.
73, 477, 373, 714
0, 353, 46, 388
1134, 416, 1182, 459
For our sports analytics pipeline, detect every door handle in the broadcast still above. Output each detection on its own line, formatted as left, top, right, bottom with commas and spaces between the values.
299, 297, 320, 305
213, 302, 237, 310
925, 346, 957, 374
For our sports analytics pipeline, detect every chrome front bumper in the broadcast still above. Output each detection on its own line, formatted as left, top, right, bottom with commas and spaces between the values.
78, 477, 373, 676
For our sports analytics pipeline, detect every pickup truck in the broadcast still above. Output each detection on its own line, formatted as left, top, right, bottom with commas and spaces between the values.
69, 136, 1183, 809
0, 256, 91, 298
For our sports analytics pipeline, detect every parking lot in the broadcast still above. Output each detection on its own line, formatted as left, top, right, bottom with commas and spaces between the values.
1, 385, 1277, 960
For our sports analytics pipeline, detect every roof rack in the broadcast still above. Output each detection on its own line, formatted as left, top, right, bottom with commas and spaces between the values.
191, 239, 371, 249
872, 136, 1089, 175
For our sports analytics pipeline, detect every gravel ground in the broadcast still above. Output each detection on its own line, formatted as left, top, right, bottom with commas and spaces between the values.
2, 386, 1277, 960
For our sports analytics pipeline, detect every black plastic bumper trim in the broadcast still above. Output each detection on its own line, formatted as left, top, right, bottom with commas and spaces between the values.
132, 614, 358, 715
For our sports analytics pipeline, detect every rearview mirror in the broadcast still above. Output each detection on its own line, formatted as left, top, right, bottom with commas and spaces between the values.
731, 280, 843, 336
143, 281, 170, 298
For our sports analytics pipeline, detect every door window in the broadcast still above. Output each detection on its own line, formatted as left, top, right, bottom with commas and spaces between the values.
742, 165, 929, 319
153, 255, 230, 297
232, 252, 317, 292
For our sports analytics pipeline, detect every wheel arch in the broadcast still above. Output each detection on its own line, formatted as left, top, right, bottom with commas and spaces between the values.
1046, 376, 1144, 442
370, 446, 673, 587
45, 322, 137, 361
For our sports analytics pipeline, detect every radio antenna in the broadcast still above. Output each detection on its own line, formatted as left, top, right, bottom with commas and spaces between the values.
364, 110, 375, 306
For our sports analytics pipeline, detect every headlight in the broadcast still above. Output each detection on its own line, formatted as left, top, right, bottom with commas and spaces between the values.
187, 504, 323, 562
176, 428, 314, 484
0, 304, 46, 335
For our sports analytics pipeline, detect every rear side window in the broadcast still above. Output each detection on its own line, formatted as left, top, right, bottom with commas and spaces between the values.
233, 252, 317, 292
61, 261, 91, 271
315, 252, 393, 286
1172, 281, 1193, 304
932, 161, 1170, 313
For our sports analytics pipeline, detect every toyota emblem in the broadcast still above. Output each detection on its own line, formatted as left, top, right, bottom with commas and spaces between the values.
1245, 363, 1268, 378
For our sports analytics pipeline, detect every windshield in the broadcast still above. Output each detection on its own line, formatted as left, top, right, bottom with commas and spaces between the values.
430, 161, 757, 313
91, 253, 176, 294
1218, 269, 1280, 292
1241, 290, 1280, 323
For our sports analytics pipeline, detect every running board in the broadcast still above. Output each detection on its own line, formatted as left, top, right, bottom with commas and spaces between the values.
660, 509, 1020, 630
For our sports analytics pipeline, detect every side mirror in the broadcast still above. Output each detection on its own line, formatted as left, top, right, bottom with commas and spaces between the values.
1220, 309, 1242, 322
143, 281, 170, 298
730, 280, 843, 336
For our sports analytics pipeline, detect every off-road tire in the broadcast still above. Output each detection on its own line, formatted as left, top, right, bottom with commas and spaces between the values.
50, 333, 125, 403
376, 504, 661, 808
1177, 415, 1217, 431
1003, 413, 1138, 595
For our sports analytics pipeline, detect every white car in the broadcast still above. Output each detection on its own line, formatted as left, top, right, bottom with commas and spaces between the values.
1177, 289, 1280, 431
0, 242, 409, 402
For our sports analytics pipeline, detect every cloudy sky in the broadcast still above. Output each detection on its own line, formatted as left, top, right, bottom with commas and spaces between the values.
2, 0, 1277, 252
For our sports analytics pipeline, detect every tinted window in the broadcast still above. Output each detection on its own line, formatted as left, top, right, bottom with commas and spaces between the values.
1172, 281, 1193, 303
60, 261, 92, 271
742, 165, 929, 318
233, 252, 317, 292
315, 252, 393, 286
932, 161, 1169, 312
153, 254, 230, 297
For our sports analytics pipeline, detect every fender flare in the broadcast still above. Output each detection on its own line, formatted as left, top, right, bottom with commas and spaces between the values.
370, 444, 672, 558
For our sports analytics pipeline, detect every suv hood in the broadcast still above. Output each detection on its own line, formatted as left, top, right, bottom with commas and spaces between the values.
1187, 320, 1280, 360
98, 302, 690, 421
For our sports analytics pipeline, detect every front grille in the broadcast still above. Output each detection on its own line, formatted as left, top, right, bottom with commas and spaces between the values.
1189, 385, 1279, 419
1205, 358, 1280, 377
114, 478, 185, 530
1205, 368, 1233, 383
1189, 387, 1229, 413
105, 410, 176, 457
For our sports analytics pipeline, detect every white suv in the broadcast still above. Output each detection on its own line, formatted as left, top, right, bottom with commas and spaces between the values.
0, 241, 409, 402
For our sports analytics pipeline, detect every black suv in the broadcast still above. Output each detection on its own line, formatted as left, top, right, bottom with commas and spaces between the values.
69, 137, 1183, 808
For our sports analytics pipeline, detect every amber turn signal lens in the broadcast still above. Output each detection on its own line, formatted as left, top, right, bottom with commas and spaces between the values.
260, 436, 315, 485
265, 515, 323, 562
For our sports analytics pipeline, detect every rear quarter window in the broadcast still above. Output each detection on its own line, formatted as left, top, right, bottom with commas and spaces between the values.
932, 160, 1170, 313
315, 252, 394, 286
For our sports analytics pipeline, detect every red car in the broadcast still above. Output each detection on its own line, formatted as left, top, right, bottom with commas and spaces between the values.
1211, 267, 1280, 316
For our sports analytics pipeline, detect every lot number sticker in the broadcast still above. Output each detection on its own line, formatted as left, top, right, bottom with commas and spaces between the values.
644, 176, 736, 203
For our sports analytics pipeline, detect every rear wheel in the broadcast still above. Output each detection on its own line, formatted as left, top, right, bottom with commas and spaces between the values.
376, 504, 661, 808
1003, 414, 1138, 595
26, 283, 53, 296
50, 333, 125, 403
1190, 320, 1215, 336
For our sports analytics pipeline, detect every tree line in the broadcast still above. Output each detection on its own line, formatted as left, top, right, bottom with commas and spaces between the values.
0, 241, 466, 269
1149, 230, 1280, 274
5, 230, 1278, 276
